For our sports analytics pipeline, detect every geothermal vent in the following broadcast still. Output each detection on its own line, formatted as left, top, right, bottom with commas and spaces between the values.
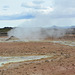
6, 36, 19, 41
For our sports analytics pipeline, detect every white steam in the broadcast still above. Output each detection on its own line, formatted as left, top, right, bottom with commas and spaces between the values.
8, 27, 42, 41
7, 5, 72, 41
8, 25, 69, 41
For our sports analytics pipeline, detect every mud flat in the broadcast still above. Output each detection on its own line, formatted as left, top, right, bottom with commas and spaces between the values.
0, 37, 75, 47
0, 37, 75, 75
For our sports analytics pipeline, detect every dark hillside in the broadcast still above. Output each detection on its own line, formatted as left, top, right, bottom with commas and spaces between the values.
0, 27, 13, 36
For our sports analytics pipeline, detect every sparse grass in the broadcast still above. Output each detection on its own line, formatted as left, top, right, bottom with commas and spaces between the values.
0, 27, 13, 33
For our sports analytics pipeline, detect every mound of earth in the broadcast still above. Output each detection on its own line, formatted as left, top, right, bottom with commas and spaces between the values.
6, 36, 19, 41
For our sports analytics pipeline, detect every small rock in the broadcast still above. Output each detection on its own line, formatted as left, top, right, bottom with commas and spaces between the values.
33, 66, 36, 68
45, 60, 49, 62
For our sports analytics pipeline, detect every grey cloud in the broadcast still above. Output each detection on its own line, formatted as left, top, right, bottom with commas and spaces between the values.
3, 5, 9, 8
0, 13, 35, 20
21, 3, 32, 8
32, 0, 44, 4
54, 0, 75, 8
21, 3, 48, 10
50, 14, 75, 18
51, 0, 75, 18
3, 8, 8, 11
1, 0, 75, 21
3, 5, 9, 11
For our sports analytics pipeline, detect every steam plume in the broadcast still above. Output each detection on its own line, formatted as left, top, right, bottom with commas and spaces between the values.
8, 12, 73, 41
8, 24, 70, 41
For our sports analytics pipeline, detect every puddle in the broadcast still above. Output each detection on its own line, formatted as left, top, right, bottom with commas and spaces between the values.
39, 40, 75, 46
52, 41, 75, 46
0, 55, 51, 67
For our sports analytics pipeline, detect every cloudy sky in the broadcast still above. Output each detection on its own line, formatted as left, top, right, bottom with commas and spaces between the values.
0, 0, 75, 28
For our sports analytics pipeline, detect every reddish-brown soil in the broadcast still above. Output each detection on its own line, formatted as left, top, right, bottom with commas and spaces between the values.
0, 37, 75, 75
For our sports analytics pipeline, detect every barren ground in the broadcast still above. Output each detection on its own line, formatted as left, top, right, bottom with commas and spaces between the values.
0, 36, 75, 75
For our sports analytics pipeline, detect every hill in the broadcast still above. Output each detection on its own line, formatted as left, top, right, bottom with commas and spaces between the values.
0, 27, 13, 36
